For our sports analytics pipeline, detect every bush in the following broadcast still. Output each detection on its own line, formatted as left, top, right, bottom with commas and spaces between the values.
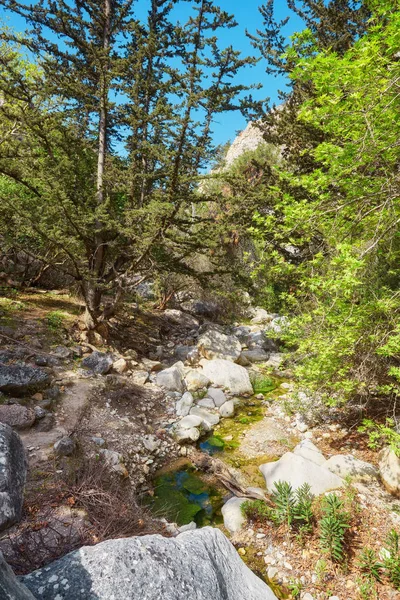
319, 493, 350, 563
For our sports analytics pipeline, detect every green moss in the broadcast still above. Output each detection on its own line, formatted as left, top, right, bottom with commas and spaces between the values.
250, 373, 277, 394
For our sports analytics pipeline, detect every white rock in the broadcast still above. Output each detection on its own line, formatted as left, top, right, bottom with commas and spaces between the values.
156, 366, 184, 392
293, 440, 326, 466
113, 358, 128, 374
260, 452, 343, 496
143, 435, 161, 453
99, 449, 128, 477
164, 309, 200, 329
179, 415, 203, 429
250, 308, 272, 325
197, 330, 242, 362
201, 359, 253, 395
219, 400, 235, 418
197, 398, 216, 409
221, 497, 247, 533
176, 392, 194, 417
295, 414, 308, 433
185, 369, 210, 391
174, 427, 201, 444
241, 349, 269, 363
206, 387, 227, 407
379, 447, 400, 495
131, 370, 149, 385
190, 407, 220, 431
265, 353, 284, 368
325, 455, 378, 482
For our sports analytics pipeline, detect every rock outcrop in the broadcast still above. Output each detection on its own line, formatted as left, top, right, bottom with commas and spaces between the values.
0, 552, 36, 600
0, 364, 51, 396
0, 423, 26, 532
201, 359, 253, 395
21, 528, 278, 600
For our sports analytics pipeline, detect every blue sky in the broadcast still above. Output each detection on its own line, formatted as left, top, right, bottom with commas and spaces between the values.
0, 0, 304, 147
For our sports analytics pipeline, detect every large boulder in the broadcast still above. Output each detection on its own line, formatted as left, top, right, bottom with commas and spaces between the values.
0, 552, 36, 600
241, 349, 269, 363
0, 423, 26, 532
197, 330, 241, 362
0, 364, 51, 396
201, 359, 253, 395
190, 406, 220, 431
379, 447, 400, 496
293, 440, 326, 466
82, 352, 114, 375
250, 308, 272, 325
185, 369, 210, 391
325, 454, 379, 482
156, 365, 185, 393
206, 387, 227, 408
260, 452, 343, 496
0, 405, 36, 430
164, 309, 200, 330
21, 528, 277, 600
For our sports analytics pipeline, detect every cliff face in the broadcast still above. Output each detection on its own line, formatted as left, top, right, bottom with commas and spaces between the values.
224, 122, 265, 168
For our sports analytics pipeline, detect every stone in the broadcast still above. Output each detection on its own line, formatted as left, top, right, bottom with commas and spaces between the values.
174, 345, 193, 362
131, 370, 149, 385
293, 440, 326, 466
201, 359, 253, 395
174, 427, 200, 444
260, 452, 343, 496
177, 521, 197, 533
197, 330, 242, 362
100, 449, 128, 477
178, 414, 203, 429
221, 497, 247, 533
143, 435, 161, 453
325, 455, 379, 482
0, 364, 51, 396
141, 358, 163, 372
185, 369, 210, 391
219, 400, 235, 418
181, 299, 220, 319
82, 351, 114, 375
197, 398, 216, 409
251, 308, 272, 325
241, 349, 269, 363
246, 487, 267, 500
53, 436, 76, 457
190, 406, 220, 431
302, 594, 315, 600
34, 406, 47, 420
156, 366, 184, 392
0, 405, 35, 430
113, 358, 128, 374
164, 309, 200, 329
186, 347, 201, 365
0, 551, 36, 600
379, 447, 400, 496
91, 437, 105, 447
267, 567, 279, 580
296, 414, 308, 433
0, 424, 26, 532
248, 331, 279, 353
265, 353, 284, 368
206, 387, 227, 407
175, 392, 194, 417
21, 527, 277, 600
53, 345, 73, 359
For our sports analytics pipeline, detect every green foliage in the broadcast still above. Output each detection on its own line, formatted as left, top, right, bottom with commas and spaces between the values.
358, 419, 400, 457
271, 481, 296, 529
293, 483, 314, 534
357, 576, 378, 600
250, 374, 276, 394
286, 578, 303, 599
319, 493, 350, 563
241, 499, 273, 523
358, 548, 384, 583
46, 311, 65, 332
383, 529, 400, 590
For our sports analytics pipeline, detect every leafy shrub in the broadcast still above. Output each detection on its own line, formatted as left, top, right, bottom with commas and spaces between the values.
241, 499, 273, 522
46, 310, 65, 331
319, 493, 350, 563
357, 548, 383, 583
358, 419, 400, 457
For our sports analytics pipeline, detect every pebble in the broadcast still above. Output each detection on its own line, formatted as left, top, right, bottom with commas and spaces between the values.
267, 567, 278, 580
238, 548, 246, 556
256, 533, 266, 539
284, 562, 293, 570
302, 594, 314, 600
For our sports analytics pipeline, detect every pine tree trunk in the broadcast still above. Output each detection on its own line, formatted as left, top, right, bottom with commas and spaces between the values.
85, 0, 111, 329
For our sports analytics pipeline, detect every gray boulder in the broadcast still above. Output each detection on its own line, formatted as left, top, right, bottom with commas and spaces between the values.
164, 309, 200, 330
206, 387, 227, 407
0, 423, 26, 532
185, 369, 210, 391
189, 406, 220, 431
293, 440, 326, 466
379, 447, 400, 496
241, 349, 269, 363
201, 359, 253, 395
250, 308, 272, 325
219, 400, 235, 418
325, 454, 379, 482
0, 364, 51, 396
175, 392, 194, 417
260, 452, 343, 496
53, 436, 76, 457
156, 365, 184, 393
0, 405, 36, 430
21, 527, 277, 600
0, 552, 36, 600
197, 330, 241, 362
82, 352, 114, 375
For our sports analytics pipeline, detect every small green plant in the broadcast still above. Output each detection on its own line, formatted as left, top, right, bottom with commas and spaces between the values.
287, 578, 303, 599
357, 548, 383, 582
314, 558, 328, 584
383, 529, 400, 589
357, 576, 378, 600
319, 493, 350, 563
293, 482, 314, 533
46, 310, 65, 331
241, 499, 272, 523
271, 480, 296, 529
250, 374, 276, 394
358, 418, 400, 457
